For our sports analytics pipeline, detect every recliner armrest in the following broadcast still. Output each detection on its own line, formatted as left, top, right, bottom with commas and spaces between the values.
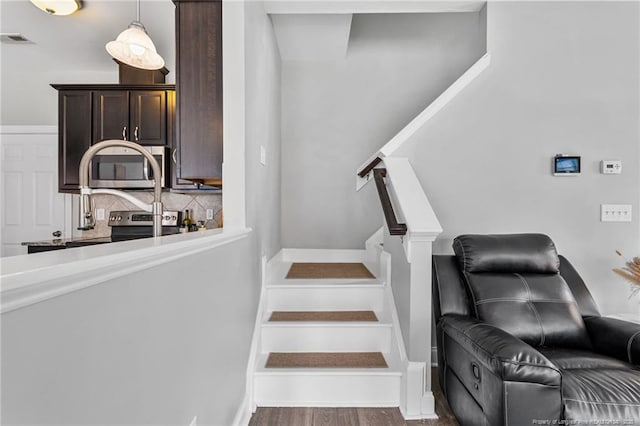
441, 315, 561, 386
584, 316, 640, 365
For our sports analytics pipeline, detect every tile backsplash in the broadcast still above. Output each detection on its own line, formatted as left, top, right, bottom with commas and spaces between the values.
79, 192, 222, 238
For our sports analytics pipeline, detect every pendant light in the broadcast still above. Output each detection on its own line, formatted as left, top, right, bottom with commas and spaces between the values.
105, 0, 165, 71
29, 0, 81, 16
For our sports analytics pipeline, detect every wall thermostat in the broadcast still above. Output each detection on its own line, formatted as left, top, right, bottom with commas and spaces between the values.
553, 154, 581, 176
601, 160, 622, 174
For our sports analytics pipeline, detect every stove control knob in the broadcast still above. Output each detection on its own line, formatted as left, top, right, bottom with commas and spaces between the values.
164, 215, 170, 221
110, 216, 116, 221
117, 216, 122, 221
172, 215, 177, 220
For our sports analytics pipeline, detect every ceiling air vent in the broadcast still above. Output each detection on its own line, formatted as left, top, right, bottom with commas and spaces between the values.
0, 33, 34, 44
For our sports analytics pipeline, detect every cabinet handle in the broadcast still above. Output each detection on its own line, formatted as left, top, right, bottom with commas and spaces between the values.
134, 126, 139, 141
172, 148, 177, 164
122, 126, 127, 140
52, 230, 62, 238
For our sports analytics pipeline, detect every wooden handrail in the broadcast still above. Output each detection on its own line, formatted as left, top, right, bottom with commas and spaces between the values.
373, 168, 407, 236
357, 156, 382, 178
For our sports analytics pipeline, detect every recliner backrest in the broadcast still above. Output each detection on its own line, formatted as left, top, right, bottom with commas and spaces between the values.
452, 234, 592, 349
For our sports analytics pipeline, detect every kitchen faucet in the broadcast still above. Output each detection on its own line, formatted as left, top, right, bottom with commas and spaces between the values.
78, 139, 164, 237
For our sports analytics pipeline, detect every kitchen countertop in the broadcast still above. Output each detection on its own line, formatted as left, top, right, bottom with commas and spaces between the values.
21, 237, 112, 247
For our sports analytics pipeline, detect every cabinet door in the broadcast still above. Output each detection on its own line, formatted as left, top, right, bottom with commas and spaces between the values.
167, 90, 199, 190
175, 0, 223, 183
58, 90, 92, 192
130, 90, 167, 145
93, 91, 129, 142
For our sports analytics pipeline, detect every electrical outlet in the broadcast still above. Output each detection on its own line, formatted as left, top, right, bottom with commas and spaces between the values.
206, 209, 214, 220
96, 208, 105, 221
601, 204, 632, 222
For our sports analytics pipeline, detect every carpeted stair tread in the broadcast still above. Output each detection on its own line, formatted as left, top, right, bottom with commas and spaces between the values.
286, 262, 375, 279
266, 352, 388, 368
269, 311, 378, 322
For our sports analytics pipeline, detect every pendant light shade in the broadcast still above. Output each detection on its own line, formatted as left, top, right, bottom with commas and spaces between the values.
30, 0, 81, 16
105, 1, 165, 70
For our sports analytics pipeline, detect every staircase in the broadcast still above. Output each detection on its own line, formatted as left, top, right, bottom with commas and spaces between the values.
252, 248, 403, 407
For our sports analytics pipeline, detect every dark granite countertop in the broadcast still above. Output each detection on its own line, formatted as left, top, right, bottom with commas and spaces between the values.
22, 237, 112, 247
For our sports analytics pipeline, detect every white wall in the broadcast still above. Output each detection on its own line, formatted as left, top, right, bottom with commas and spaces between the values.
1, 3, 282, 424
244, 2, 283, 260
395, 1, 640, 316
1, 235, 259, 425
0, 0, 176, 126
281, 12, 486, 249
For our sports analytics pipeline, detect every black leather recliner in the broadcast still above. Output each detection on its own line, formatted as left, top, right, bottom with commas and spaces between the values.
432, 234, 640, 425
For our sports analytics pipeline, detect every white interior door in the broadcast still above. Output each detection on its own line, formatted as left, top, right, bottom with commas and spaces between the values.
0, 126, 70, 257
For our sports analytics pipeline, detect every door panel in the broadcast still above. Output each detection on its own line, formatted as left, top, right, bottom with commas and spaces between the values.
1, 129, 68, 257
93, 91, 129, 142
175, 1, 223, 181
130, 90, 166, 145
59, 91, 92, 191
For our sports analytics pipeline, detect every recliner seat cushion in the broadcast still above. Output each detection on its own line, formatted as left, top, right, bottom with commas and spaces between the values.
453, 234, 591, 348
561, 368, 640, 421
539, 348, 640, 420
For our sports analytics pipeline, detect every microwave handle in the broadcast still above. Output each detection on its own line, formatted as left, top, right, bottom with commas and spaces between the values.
143, 157, 150, 181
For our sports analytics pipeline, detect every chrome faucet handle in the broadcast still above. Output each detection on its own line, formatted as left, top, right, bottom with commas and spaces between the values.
78, 189, 96, 231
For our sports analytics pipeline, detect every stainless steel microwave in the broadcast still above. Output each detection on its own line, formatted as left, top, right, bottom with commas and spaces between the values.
89, 145, 167, 189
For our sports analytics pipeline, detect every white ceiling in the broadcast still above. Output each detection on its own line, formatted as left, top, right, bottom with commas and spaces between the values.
0, 0, 175, 75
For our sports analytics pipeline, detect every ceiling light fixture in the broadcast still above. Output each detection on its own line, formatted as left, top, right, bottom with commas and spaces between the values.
29, 0, 81, 16
105, 0, 164, 71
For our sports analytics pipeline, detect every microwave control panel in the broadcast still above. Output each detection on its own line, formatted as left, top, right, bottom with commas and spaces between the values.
108, 210, 181, 227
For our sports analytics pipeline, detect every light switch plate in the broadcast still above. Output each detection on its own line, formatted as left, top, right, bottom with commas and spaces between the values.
96, 208, 105, 221
206, 209, 214, 220
601, 204, 632, 222
260, 145, 266, 165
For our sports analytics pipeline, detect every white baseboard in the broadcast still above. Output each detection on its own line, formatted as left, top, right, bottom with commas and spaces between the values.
231, 392, 252, 426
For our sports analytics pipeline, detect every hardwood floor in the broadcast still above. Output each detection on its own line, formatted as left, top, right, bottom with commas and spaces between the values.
248, 369, 459, 426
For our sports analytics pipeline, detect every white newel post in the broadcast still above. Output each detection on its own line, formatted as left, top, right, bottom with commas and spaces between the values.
402, 233, 439, 418
382, 157, 442, 419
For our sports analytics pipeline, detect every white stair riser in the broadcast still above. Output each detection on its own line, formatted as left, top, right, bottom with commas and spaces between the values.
279, 248, 370, 263
254, 374, 401, 406
267, 287, 384, 312
261, 325, 392, 352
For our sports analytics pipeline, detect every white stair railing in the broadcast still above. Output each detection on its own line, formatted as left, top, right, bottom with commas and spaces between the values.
372, 156, 442, 419
356, 53, 491, 190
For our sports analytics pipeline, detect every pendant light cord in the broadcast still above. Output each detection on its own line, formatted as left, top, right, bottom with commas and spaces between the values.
136, 0, 140, 22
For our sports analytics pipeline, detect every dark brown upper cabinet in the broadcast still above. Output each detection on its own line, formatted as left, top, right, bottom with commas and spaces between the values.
174, 0, 223, 188
57, 90, 92, 192
51, 84, 175, 193
93, 90, 167, 145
